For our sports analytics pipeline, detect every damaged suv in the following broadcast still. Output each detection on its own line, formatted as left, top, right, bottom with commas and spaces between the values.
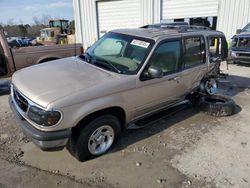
231, 23, 250, 64
9, 25, 228, 161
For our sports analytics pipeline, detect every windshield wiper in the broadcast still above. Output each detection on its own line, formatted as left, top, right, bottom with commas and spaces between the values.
81, 52, 92, 62
81, 53, 122, 74
93, 58, 122, 74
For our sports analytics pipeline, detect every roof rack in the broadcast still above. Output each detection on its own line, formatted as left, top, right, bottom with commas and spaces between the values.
160, 25, 211, 32
141, 23, 212, 32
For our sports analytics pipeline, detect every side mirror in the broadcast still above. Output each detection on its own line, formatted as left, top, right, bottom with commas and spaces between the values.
148, 66, 163, 78
236, 29, 242, 34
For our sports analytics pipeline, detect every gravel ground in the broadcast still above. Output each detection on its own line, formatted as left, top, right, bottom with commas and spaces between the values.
0, 62, 250, 188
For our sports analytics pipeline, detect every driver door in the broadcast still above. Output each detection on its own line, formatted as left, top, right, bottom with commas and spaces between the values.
134, 39, 186, 117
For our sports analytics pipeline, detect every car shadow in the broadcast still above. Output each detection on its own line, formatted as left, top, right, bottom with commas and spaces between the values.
110, 74, 248, 154
218, 74, 250, 97
236, 62, 250, 68
234, 104, 242, 114
113, 103, 198, 153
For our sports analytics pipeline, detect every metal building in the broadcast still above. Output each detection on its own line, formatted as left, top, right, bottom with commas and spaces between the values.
73, 0, 250, 48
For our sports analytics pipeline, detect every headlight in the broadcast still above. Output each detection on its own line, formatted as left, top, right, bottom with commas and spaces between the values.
27, 106, 61, 126
231, 51, 236, 57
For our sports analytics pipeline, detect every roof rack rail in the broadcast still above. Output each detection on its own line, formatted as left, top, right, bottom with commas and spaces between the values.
141, 23, 212, 32
160, 25, 212, 32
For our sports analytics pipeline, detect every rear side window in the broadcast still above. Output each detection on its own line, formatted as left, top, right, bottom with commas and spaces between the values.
184, 37, 206, 68
209, 37, 222, 57
149, 40, 181, 75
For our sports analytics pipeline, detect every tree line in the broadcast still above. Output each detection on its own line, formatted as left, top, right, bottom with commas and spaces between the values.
0, 15, 75, 38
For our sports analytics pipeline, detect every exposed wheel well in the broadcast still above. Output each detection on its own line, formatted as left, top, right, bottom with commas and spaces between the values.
71, 107, 126, 141
38, 57, 59, 64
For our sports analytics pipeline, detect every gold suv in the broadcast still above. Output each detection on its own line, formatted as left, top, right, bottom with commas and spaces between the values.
9, 25, 228, 161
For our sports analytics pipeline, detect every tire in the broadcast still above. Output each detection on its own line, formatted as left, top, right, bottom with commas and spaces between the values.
199, 94, 236, 117
57, 37, 67, 45
73, 115, 121, 162
200, 78, 217, 95
66, 133, 77, 157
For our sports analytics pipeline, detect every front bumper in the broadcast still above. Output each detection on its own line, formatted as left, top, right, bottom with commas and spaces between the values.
231, 50, 250, 63
9, 96, 71, 151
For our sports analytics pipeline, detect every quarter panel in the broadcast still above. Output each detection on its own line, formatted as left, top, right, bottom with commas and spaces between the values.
181, 64, 208, 91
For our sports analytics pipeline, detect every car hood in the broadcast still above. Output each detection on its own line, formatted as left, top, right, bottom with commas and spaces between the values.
12, 57, 122, 108
237, 32, 250, 37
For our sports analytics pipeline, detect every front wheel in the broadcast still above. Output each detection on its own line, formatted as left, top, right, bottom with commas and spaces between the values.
74, 115, 121, 162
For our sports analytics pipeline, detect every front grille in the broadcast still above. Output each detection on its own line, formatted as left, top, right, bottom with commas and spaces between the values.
238, 38, 250, 48
237, 53, 250, 57
13, 87, 29, 112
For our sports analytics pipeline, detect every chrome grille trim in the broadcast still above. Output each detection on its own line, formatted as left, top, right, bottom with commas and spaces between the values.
10, 84, 63, 131
13, 86, 29, 112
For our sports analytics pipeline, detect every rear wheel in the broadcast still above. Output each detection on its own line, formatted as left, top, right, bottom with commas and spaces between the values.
72, 115, 121, 162
200, 78, 217, 95
57, 37, 67, 45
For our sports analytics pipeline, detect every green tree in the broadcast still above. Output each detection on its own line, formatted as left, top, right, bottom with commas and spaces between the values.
18, 25, 27, 36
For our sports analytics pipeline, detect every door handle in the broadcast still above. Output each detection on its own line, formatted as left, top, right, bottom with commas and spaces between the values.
168, 76, 180, 82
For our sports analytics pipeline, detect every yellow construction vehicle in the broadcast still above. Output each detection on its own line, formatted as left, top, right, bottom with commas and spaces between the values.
37, 19, 75, 45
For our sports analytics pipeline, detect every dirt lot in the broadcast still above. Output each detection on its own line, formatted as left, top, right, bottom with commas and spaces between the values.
0, 62, 250, 188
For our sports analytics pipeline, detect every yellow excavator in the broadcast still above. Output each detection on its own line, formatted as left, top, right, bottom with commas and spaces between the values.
37, 19, 75, 45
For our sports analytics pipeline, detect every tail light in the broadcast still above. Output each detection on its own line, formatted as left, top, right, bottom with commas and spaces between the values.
80, 46, 84, 55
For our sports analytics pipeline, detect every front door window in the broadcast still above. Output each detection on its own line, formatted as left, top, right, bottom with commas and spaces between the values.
148, 40, 181, 75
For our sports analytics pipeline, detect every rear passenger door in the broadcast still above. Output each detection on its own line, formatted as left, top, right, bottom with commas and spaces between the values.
181, 35, 208, 92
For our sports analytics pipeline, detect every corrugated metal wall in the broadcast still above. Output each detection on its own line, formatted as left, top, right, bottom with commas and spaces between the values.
141, 0, 161, 25
73, 0, 98, 48
217, 0, 250, 40
97, 0, 141, 37
73, 0, 250, 47
73, 0, 160, 48
161, 0, 219, 19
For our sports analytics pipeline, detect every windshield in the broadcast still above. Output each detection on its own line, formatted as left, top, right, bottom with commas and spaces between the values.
83, 32, 154, 74
49, 20, 69, 29
242, 23, 250, 33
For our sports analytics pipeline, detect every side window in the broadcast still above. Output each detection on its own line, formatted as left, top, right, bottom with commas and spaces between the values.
208, 37, 222, 57
184, 37, 206, 68
94, 38, 124, 56
149, 41, 181, 75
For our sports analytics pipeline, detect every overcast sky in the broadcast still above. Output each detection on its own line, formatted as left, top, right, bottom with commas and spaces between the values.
0, 0, 74, 25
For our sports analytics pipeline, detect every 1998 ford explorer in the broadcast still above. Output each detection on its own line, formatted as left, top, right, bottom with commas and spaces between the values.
9, 25, 228, 161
